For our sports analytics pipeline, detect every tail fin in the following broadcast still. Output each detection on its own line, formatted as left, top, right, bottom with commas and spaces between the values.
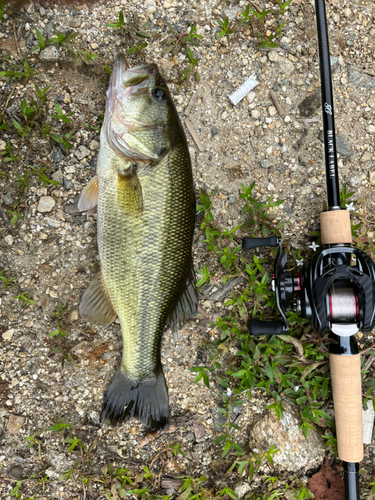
100, 369, 169, 430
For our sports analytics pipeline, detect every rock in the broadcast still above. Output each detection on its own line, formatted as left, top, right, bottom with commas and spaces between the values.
51, 169, 63, 184
6, 415, 25, 435
298, 92, 321, 117
3, 193, 14, 205
90, 139, 100, 151
228, 194, 236, 204
26, 32, 35, 49
159, 58, 173, 80
361, 152, 373, 163
192, 421, 206, 441
37, 196, 55, 213
39, 46, 59, 62
280, 58, 294, 77
102, 352, 115, 360
234, 483, 251, 499
369, 171, 375, 186
330, 56, 338, 68
3, 329, 14, 341
368, 125, 375, 134
318, 131, 353, 157
260, 159, 269, 169
309, 177, 319, 185
64, 165, 76, 174
52, 145, 65, 163
75, 145, 91, 160
64, 203, 80, 215
47, 450, 66, 469
211, 126, 219, 136
348, 68, 375, 90
249, 403, 325, 472
54, 95, 64, 105
211, 277, 246, 303
268, 106, 277, 117
284, 205, 293, 214
6, 103, 20, 120
63, 177, 73, 190
223, 8, 239, 20
9, 466, 24, 480
0, 138, 6, 151
90, 153, 98, 170
145, 2, 156, 14
70, 309, 79, 322
4, 235, 14, 246
268, 51, 279, 63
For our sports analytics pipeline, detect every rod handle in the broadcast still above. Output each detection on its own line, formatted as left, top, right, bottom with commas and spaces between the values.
329, 353, 363, 463
320, 210, 352, 245
242, 236, 278, 250
249, 320, 284, 336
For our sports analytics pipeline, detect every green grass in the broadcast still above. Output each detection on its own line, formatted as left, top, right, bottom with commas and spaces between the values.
192, 183, 375, 465
47, 305, 75, 366
216, 0, 292, 48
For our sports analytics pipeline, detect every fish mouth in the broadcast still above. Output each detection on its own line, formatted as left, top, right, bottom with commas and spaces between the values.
112, 54, 158, 95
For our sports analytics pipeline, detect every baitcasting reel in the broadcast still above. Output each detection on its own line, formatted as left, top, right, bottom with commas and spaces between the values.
242, 233, 375, 340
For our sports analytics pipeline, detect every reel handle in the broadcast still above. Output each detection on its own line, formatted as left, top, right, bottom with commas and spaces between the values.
242, 236, 278, 250
249, 319, 284, 336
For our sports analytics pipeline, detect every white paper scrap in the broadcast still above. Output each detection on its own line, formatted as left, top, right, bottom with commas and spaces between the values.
363, 399, 375, 445
229, 74, 259, 105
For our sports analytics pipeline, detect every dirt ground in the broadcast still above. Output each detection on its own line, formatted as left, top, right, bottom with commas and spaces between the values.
1, 0, 375, 498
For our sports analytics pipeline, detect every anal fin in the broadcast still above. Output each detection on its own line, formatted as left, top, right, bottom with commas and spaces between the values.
168, 262, 198, 332
78, 175, 99, 212
79, 273, 117, 326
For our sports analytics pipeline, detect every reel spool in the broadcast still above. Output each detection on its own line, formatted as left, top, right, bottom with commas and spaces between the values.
327, 286, 358, 323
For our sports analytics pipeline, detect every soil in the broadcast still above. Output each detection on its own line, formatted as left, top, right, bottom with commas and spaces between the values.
308, 457, 345, 500
1, 0, 375, 499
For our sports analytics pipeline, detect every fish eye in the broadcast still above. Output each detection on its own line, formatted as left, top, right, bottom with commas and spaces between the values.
152, 87, 167, 102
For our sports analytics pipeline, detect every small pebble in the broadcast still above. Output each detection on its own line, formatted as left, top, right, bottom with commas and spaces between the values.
37, 196, 55, 213
4, 235, 14, 246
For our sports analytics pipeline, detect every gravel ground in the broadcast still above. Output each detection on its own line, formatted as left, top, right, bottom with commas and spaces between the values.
1, 0, 375, 498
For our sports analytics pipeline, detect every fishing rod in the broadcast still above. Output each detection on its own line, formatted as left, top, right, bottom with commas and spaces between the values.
242, 0, 375, 498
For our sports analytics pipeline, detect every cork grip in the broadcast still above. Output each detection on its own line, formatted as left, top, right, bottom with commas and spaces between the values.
329, 353, 363, 463
320, 210, 352, 245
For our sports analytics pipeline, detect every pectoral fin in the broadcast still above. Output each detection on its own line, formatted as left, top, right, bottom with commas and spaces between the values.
118, 167, 143, 212
168, 263, 198, 332
79, 273, 117, 326
78, 175, 99, 212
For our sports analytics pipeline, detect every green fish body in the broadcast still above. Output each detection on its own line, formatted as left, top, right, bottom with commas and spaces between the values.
78, 55, 197, 430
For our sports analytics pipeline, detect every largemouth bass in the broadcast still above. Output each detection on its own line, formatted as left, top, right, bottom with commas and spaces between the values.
78, 54, 197, 430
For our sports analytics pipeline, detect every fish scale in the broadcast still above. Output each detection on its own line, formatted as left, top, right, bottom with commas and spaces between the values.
98, 142, 193, 378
